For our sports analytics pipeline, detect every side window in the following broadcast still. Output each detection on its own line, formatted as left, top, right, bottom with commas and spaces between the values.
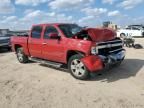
31, 26, 42, 38
44, 26, 58, 39
126, 27, 131, 30
132, 27, 139, 30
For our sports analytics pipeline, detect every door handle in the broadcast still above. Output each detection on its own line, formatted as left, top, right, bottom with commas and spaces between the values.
42, 43, 47, 45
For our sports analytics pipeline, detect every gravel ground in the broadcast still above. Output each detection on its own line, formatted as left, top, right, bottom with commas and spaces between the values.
0, 38, 144, 108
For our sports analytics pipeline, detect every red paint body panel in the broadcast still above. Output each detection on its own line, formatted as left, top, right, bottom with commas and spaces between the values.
42, 39, 65, 62
28, 38, 43, 58
81, 55, 103, 72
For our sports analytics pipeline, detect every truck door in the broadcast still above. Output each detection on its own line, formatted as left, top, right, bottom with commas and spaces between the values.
28, 26, 43, 58
42, 25, 65, 62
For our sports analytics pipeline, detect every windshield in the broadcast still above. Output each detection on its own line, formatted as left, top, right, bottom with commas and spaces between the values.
59, 24, 82, 38
131, 26, 144, 30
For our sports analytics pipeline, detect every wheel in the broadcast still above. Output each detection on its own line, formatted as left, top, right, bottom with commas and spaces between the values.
120, 33, 125, 38
68, 54, 89, 80
16, 47, 29, 63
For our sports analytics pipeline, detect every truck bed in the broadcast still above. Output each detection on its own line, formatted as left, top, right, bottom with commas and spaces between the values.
11, 36, 29, 55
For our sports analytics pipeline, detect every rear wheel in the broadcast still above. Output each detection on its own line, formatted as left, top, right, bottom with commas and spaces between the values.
16, 47, 29, 63
68, 54, 89, 80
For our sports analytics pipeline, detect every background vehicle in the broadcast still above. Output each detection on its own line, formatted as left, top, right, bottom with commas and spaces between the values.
117, 26, 144, 38
10, 30, 29, 37
0, 33, 12, 50
11, 23, 125, 80
128, 25, 144, 30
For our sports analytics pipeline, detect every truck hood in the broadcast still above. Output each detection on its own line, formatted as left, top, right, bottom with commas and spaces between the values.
85, 28, 116, 42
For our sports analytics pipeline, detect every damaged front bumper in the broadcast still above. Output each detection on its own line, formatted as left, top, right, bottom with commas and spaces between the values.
81, 50, 125, 72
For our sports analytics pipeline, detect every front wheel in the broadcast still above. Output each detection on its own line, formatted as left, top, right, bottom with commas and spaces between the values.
68, 54, 89, 80
16, 48, 29, 63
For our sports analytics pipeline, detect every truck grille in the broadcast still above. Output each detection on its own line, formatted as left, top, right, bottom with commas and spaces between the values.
96, 38, 123, 56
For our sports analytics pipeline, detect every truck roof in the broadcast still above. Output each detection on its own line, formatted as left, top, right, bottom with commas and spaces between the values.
32, 23, 74, 27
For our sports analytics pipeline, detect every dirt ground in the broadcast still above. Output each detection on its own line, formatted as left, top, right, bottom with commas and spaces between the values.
0, 38, 144, 108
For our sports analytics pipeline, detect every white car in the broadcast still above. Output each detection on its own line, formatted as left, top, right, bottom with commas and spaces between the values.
117, 26, 144, 38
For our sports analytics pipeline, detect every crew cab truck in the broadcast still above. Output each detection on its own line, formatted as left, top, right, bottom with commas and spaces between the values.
11, 23, 125, 80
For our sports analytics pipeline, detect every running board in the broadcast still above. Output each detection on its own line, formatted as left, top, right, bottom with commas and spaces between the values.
29, 57, 62, 68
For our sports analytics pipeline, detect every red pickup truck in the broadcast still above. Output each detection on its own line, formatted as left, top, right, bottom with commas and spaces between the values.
11, 23, 125, 80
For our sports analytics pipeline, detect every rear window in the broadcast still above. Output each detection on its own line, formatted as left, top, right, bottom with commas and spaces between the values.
31, 26, 42, 38
125, 28, 131, 30
131, 27, 140, 30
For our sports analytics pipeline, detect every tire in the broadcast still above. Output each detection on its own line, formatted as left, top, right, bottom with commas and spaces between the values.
16, 47, 29, 63
120, 33, 125, 38
68, 54, 89, 80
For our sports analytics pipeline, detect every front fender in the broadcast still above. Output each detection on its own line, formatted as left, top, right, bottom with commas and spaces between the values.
81, 55, 103, 72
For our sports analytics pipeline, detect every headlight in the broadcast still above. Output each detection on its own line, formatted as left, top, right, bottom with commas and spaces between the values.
91, 46, 97, 55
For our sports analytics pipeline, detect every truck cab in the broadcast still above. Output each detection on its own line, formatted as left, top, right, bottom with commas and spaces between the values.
11, 23, 125, 80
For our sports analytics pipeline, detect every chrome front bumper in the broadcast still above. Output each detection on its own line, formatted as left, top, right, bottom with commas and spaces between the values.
99, 49, 125, 66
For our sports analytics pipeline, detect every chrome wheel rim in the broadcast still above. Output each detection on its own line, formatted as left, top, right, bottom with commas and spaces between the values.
17, 50, 23, 62
71, 59, 86, 77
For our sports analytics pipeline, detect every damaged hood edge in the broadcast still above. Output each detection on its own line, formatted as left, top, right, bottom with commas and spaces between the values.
84, 28, 116, 42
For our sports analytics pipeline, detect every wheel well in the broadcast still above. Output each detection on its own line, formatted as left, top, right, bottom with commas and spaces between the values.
14, 44, 22, 51
120, 33, 125, 36
120, 33, 125, 38
67, 50, 85, 62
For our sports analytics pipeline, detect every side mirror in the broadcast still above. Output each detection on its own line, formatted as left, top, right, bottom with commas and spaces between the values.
48, 33, 60, 40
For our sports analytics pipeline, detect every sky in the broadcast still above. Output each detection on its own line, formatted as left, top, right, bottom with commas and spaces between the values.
0, 0, 144, 30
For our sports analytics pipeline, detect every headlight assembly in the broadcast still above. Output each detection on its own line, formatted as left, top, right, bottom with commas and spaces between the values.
91, 46, 97, 55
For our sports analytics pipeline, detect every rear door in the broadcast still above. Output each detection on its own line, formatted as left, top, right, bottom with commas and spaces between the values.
42, 25, 65, 62
28, 26, 43, 58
